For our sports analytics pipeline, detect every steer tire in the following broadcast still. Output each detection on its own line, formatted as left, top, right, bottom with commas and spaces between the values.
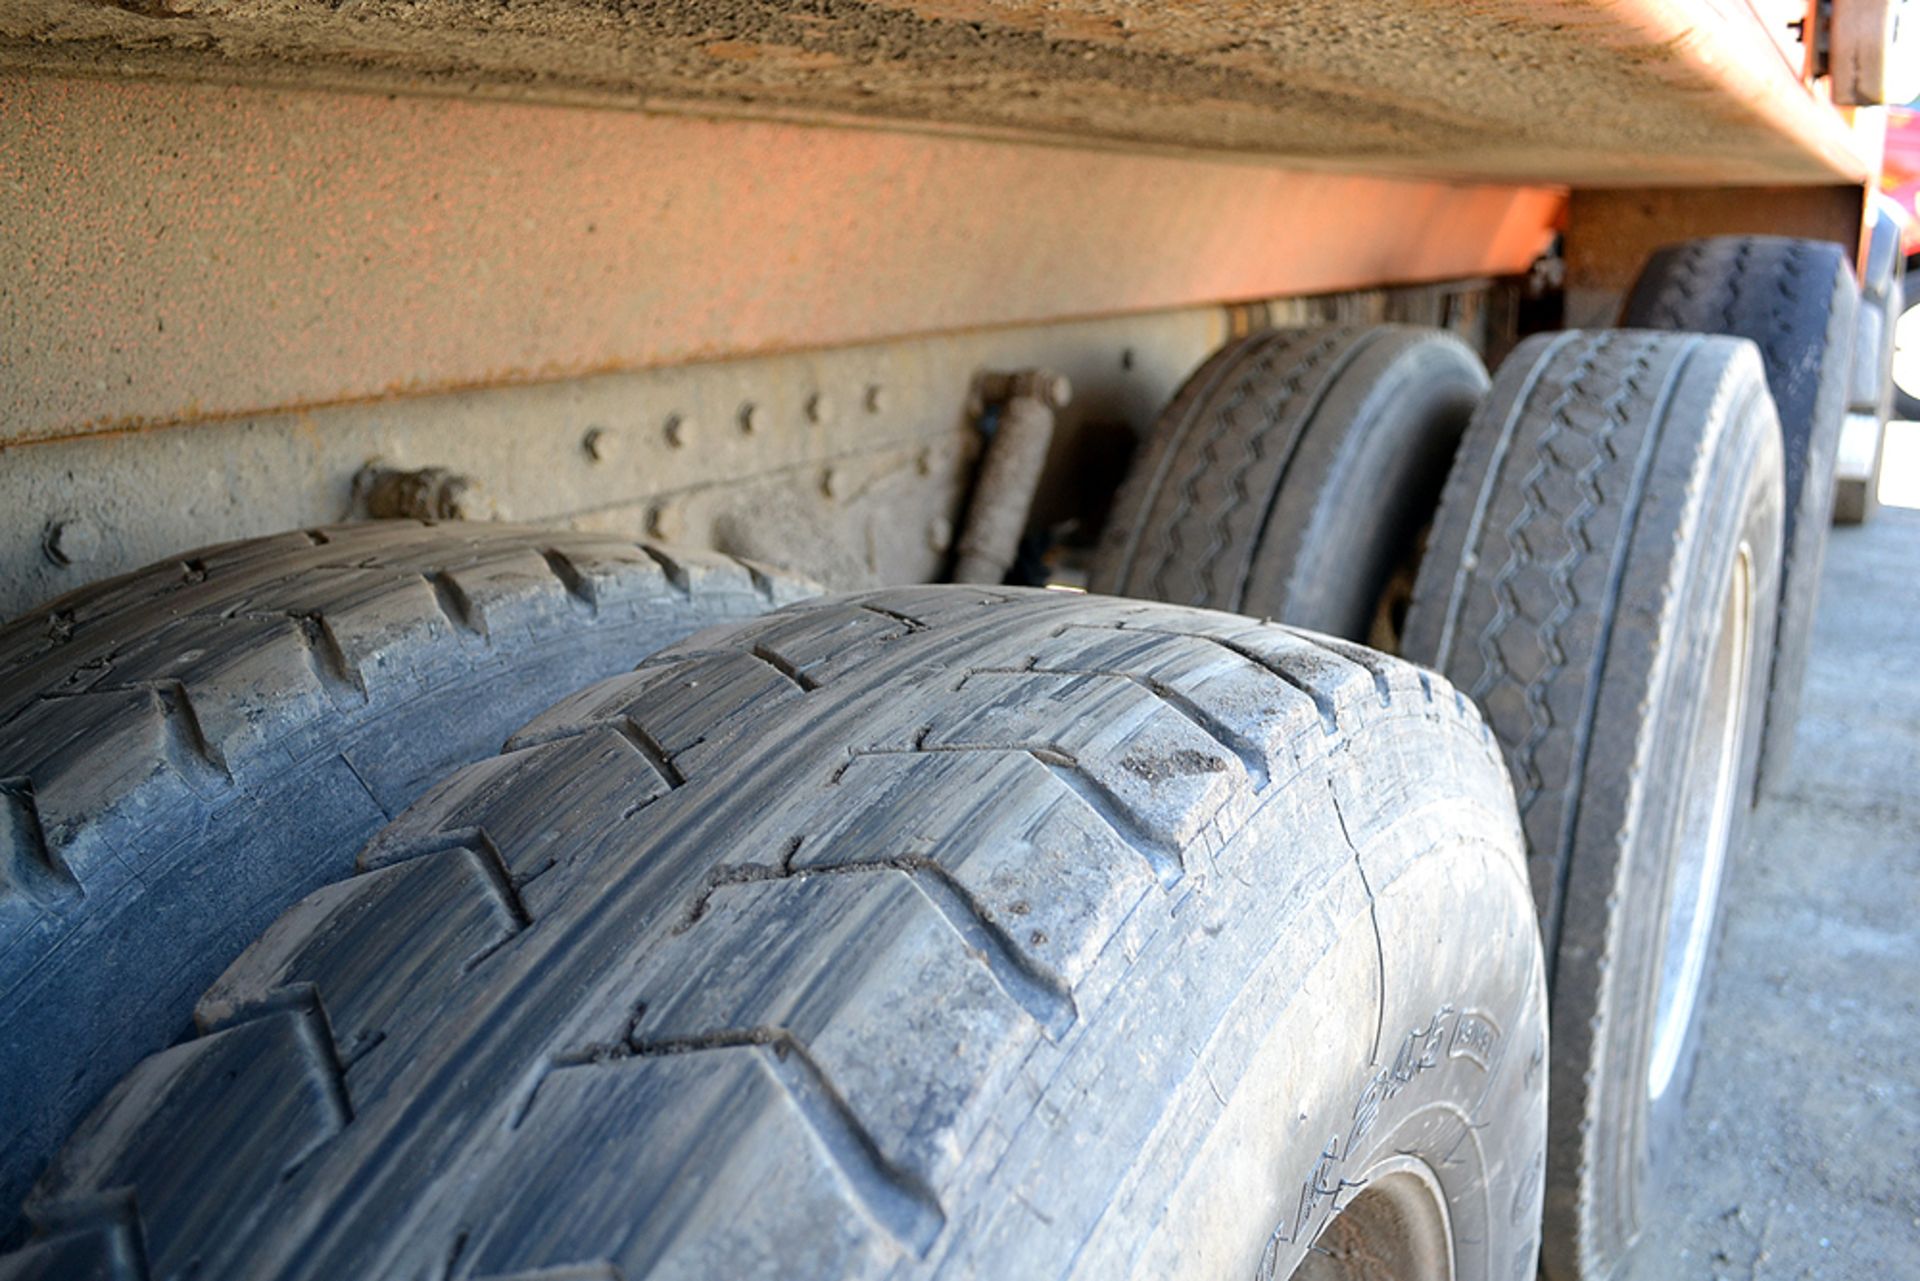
1, 588, 1546, 1281
1403, 331, 1784, 1281
1620, 235, 1854, 795
1090, 326, 1488, 644
0, 521, 813, 1231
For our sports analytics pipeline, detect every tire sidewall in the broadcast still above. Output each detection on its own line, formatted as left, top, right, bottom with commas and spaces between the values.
1245, 331, 1488, 639
1104, 706, 1545, 1281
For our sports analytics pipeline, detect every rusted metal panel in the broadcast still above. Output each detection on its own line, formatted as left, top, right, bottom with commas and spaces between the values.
0, 74, 1559, 446
0, 1, 1869, 186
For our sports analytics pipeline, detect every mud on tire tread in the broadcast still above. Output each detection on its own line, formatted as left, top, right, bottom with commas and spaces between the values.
2, 588, 1546, 1281
0, 521, 813, 1229
1621, 235, 1855, 792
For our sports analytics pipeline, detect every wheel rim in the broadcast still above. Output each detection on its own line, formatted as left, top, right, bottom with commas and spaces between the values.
1291, 1155, 1454, 1281
1647, 540, 1754, 1105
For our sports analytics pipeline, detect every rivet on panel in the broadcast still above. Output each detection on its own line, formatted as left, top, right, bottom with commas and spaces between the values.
864, 384, 887, 414
821, 467, 848, 501
927, 517, 954, 553
43, 519, 100, 568
582, 426, 615, 463
739, 403, 765, 436
806, 392, 834, 425
664, 415, 693, 449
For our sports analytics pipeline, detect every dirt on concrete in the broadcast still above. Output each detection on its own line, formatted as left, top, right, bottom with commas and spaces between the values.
1619, 507, 1920, 1278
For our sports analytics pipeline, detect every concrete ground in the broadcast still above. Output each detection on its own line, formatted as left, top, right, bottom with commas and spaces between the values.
1620, 504, 1920, 1279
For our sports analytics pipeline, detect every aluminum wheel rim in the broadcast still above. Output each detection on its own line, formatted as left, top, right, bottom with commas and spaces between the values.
1290, 1155, 1454, 1281
1647, 540, 1755, 1105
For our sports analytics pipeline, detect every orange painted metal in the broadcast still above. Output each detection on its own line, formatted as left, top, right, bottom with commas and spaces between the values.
1563, 0, 1868, 183
1, 75, 1562, 446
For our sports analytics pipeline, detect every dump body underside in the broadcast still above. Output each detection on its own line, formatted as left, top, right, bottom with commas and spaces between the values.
0, 0, 1864, 186
0, 0, 1875, 447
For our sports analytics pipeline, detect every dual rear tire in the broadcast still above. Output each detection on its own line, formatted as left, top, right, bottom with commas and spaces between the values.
1093, 316, 1789, 1280
0, 524, 817, 1230
1404, 331, 1782, 1280
1090, 325, 1487, 646
1, 588, 1547, 1281
1621, 236, 1855, 785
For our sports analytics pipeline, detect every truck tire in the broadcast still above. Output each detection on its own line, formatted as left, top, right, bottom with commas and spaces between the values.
0, 588, 1547, 1281
0, 521, 813, 1232
1403, 331, 1784, 1281
1619, 235, 1853, 794
1089, 326, 1488, 644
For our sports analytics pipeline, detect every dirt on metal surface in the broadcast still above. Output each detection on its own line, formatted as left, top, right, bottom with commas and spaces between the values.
1617, 507, 1920, 1277
0, 0, 1862, 186
0, 74, 1558, 445
0, 283, 1496, 621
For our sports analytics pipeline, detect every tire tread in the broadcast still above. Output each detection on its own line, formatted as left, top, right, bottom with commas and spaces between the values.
0, 522, 812, 1228
6, 589, 1504, 1281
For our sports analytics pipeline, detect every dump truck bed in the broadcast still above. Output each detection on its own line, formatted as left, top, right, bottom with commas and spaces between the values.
0, 0, 1869, 185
